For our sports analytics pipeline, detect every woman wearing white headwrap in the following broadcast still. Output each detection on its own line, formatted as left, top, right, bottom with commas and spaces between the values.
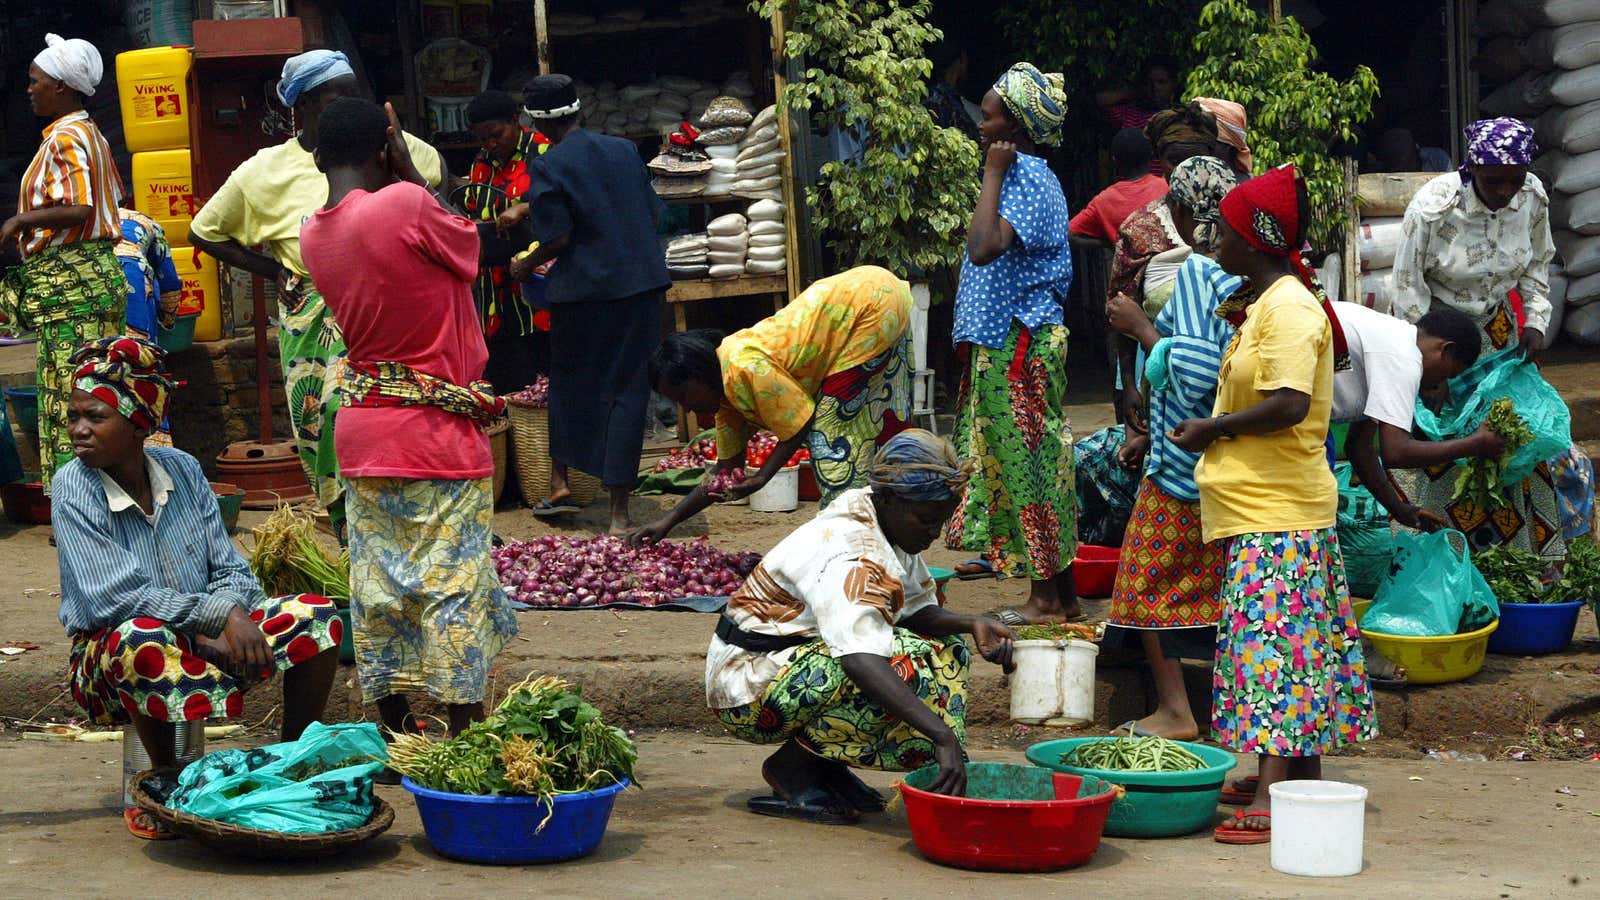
0, 35, 129, 495
189, 50, 446, 541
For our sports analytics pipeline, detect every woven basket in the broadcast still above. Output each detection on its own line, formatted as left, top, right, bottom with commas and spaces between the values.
505, 401, 602, 506
130, 769, 395, 859
486, 416, 510, 505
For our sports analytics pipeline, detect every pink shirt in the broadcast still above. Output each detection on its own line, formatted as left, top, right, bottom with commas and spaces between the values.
300, 182, 492, 481
1069, 173, 1169, 243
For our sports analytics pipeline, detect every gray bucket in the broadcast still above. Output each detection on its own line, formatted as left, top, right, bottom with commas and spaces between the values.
122, 723, 206, 807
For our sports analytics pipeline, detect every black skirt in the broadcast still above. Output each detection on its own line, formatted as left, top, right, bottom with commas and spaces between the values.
547, 290, 664, 487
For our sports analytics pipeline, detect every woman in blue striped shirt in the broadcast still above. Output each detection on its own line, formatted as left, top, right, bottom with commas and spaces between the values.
1101, 156, 1240, 741
51, 337, 340, 839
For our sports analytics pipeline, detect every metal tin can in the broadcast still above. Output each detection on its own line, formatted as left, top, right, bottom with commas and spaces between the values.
122, 723, 207, 808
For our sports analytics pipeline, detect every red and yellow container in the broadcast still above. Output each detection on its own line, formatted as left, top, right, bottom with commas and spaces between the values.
131, 149, 196, 249
116, 47, 193, 153
173, 247, 221, 342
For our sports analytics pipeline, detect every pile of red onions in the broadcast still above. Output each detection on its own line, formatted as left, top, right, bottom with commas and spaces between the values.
506, 376, 550, 408
493, 534, 761, 608
653, 437, 717, 473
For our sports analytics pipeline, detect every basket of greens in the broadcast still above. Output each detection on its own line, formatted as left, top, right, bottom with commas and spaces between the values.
1479, 543, 1588, 656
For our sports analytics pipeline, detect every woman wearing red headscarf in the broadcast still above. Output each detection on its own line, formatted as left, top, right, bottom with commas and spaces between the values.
1170, 165, 1376, 845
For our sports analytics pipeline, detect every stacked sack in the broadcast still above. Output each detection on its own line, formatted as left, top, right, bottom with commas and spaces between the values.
745, 199, 787, 274
707, 213, 748, 279
1476, 0, 1600, 345
733, 106, 784, 202
1354, 217, 1404, 314
574, 70, 756, 137
700, 97, 753, 196
666, 232, 710, 280
648, 124, 713, 199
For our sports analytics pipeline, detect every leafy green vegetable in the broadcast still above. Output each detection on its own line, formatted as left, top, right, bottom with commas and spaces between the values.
385, 676, 637, 822
1453, 398, 1535, 510
1547, 538, 1600, 609
1472, 544, 1547, 605
1062, 735, 1207, 772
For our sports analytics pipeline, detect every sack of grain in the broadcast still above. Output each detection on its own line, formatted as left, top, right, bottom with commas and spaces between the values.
1480, 0, 1535, 37
748, 105, 777, 133
745, 258, 786, 274
746, 245, 786, 263
742, 124, 779, 148
1358, 269, 1395, 314
737, 164, 781, 181
1569, 267, 1600, 304
1546, 65, 1600, 106
1543, 264, 1568, 349
749, 219, 786, 237
1537, 148, 1600, 193
1557, 229, 1600, 275
700, 96, 754, 127
1521, 23, 1600, 70
1483, 71, 1551, 117
1357, 217, 1405, 271
1479, 36, 1530, 84
705, 145, 740, 161
1553, 187, 1600, 233
1563, 294, 1600, 343
1514, 0, 1600, 28
698, 125, 748, 146
733, 175, 782, 193
737, 147, 784, 168
749, 232, 786, 248
746, 199, 785, 222
707, 213, 747, 236
1539, 99, 1600, 154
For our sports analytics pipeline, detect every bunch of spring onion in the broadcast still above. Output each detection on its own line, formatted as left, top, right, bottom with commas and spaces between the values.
248, 505, 350, 605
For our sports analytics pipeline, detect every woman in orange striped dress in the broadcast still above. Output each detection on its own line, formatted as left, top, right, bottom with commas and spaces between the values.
0, 35, 128, 492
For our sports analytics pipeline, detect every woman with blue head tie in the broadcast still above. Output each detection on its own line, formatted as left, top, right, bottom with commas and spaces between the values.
188, 50, 446, 541
706, 430, 1017, 823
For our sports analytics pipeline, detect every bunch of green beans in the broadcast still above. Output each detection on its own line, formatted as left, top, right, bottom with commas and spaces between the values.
1062, 735, 1207, 772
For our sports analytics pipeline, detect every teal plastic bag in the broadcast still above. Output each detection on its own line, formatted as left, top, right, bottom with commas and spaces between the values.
1365, 530, 1499, 637
1334, 463, 1394, 597
166, 722, 387, 833
1412, 349, 1571, 485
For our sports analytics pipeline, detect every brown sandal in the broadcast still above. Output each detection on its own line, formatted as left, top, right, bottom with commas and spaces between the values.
124, 807, 178, 841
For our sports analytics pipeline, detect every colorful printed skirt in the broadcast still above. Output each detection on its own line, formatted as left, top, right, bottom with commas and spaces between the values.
944, 322, 1076, 580
809, 336, 913, 507
1108, 479, 1226, 629
0, 240, 127, 493
717, 630, 969, 772
1075, 425, 1141, 547
345, 476, 518, 705
1471, 300, 1520, 356
1394, 456, 1566, 565
279, 280, 348, 529
1211, 528, 1378, 757
68, 594, 341, 725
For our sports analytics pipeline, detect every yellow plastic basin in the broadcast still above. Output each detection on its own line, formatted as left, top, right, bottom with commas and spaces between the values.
1352, 599, 1498, 685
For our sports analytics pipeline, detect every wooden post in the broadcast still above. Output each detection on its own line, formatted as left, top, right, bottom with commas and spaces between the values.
770, 5, 801, 303
1343, 157, 1360, 305
535, 0, 551, 75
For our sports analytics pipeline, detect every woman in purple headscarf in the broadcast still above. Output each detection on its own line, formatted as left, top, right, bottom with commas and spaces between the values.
1392, 117, 1554, 359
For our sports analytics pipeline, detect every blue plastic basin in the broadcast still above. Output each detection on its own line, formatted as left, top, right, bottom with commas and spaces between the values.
1486, 601, 1584, 656
404, 776, 627, 865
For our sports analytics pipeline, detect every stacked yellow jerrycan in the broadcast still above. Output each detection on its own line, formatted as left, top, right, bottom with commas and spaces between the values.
118, 46, 221, 343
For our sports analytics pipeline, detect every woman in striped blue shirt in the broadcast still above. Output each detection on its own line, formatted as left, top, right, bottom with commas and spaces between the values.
51, 337, 340, 839
1101, 156, 1240, 741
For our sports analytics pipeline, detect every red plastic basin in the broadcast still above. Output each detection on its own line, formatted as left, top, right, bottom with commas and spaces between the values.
1071, 544, 1121, 599
900, 762, 1117, 872
1, 481, 50, 525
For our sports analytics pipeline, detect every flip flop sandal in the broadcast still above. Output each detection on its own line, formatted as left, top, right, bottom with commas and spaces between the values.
988, 608, 1028, 627
124, 807, 178, 841
1113, 720, 1163, 738
1219, 776, 1259, 806
746, 786, 860, 825
954, 559, 1000, 580
1213, 808, 1271, 844
824, 766, 887, 813
530, 498, 580, 518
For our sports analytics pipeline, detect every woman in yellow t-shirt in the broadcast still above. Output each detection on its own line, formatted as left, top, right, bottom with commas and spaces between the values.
630, 266, 913, 545
1169, 165, 1376, 845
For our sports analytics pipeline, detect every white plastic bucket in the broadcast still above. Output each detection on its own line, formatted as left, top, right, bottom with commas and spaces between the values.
1269, 779, 1368, 877
749, 466, 799, 512
1008, 640, 1061, 724
1056, 639, 1099, 725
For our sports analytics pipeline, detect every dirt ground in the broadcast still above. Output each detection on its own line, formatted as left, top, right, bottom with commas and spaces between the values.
0, 729, 1596, 898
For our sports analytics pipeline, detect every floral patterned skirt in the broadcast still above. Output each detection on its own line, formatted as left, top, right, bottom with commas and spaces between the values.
808, 337, 912, 507
345, 476, 518, 706
279, 280, 348, 531
717, 630, 969, 772
1211, 528, 1377, 756
944, 322, 1076, 580
1109, 479, 1226, 629
68, 594, 341, 725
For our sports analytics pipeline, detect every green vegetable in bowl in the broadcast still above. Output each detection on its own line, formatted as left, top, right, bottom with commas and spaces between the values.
1061, 735, 1207, 772
1472, 544, 1547, 605
1547, 538, 1600, 609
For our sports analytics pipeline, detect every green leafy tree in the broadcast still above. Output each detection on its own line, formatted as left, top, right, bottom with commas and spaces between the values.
754, 0, 979, 276
1186, 0, 1379, 252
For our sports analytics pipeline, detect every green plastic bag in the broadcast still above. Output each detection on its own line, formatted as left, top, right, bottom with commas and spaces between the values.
1365, 530, 1499, 637
166, 722, 387, 833
1412, 348, 1571, 485
1334, 463, 1394, 597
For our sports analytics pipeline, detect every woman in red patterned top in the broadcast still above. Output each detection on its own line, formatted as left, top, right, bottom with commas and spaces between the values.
461, 90, 551, 393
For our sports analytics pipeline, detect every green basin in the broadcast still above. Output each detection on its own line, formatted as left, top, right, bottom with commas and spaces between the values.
1026, 737, 1239, 837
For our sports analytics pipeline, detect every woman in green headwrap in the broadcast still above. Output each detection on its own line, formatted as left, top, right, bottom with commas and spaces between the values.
944, 63, 1079, 626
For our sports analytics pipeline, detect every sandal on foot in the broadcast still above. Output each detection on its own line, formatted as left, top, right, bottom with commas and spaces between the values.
954, 559, 999, 580
823, 766, 887, 813
124, 808, 178, 841
1113, 720, 1164, 739
747, 786, 860, 825
985, 608, 1090, 627
1219, 776, 1259, 806
530, 498, 580, 517
1214, 808, 1271, 844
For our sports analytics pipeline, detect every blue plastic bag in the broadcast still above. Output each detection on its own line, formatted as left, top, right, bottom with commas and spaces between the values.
1412, 348, 1570, 485
166, 722, 387, 833
1365, 530, 1499, 637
